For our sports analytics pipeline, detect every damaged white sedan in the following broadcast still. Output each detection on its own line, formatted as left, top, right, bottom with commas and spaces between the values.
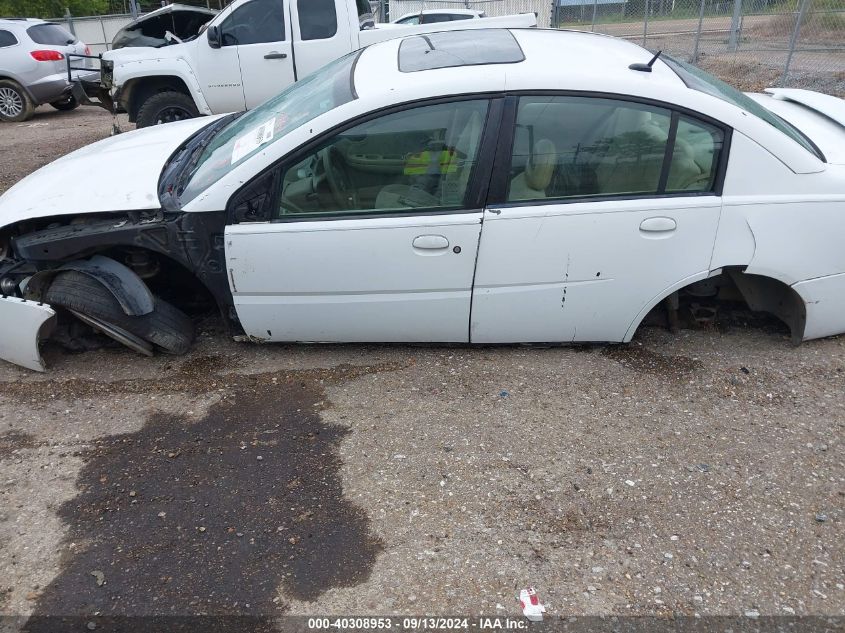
2, 28, 845, 371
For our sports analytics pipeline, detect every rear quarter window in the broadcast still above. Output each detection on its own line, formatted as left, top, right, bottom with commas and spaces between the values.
0, 29, 18, 47
298, 0, 338, 40
26, 23, 76, 45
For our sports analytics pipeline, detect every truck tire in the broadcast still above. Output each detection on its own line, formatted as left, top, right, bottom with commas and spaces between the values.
0, 79, 34, 123
45, 271, 195, 355
136, 90, 199, 128
50, 95, 79, 111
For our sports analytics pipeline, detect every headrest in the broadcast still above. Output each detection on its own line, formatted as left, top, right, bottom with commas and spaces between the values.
525, 138, 556, 191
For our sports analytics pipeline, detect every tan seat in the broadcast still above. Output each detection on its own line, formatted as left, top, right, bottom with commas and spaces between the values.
509, 138, 557, 201
594, 109, 668, 195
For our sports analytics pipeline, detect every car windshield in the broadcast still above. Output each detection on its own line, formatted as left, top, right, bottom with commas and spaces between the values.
180, 50, 360, 203
662, 55, 823, 160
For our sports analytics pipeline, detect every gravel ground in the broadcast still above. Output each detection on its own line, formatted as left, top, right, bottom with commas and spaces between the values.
0, 106, 843, 627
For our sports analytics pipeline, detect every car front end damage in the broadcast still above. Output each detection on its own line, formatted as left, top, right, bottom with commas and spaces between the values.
0, 115, 242, 372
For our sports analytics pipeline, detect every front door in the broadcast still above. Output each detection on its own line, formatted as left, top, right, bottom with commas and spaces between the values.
227, 0, 296, 108
194, 3, 245, 113
471, 95, 727, 343
225, 98, 495, 342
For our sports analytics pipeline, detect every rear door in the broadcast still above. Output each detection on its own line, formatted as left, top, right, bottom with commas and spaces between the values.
471, 94, 728, 343
225, 98, 498, 342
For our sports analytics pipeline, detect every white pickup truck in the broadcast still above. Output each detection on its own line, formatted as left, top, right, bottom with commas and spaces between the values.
97, 0, 537, 127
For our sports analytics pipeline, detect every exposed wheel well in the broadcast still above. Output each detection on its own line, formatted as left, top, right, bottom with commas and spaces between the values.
123, 76, 194, 123
633, 268, 806, 343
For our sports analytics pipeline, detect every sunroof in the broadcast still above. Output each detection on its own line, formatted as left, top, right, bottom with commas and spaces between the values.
398, 29, 525, 73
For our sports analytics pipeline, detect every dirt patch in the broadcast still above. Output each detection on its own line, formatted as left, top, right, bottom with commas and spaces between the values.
600, 344, 703, 378
22, 370, 385, 630
0, 430, 39, 458
2, 355, 410, 404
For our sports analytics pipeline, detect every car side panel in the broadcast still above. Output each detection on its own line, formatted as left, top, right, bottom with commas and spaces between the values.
471, 197, 721, 343
793, 273, 845, 340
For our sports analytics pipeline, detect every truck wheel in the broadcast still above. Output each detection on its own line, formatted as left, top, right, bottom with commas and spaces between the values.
0, 80, 34, 123
136, 90, 198, 128
50, 95, 79, 111
45, 271, 195, 355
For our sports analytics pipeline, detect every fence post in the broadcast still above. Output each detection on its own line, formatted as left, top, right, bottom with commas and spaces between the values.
590, 0, 599, 31
692, 0, 706, 62
128, 0, 139, 19
100, 16, 108, 50
63, 8, 76, 36
643, 0, 649, 47
781, 0, 810, 86
727, 0, 742, 51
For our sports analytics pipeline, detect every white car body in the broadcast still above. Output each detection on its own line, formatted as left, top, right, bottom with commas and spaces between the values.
392, 9, 485, 25
1, 28, 844, 371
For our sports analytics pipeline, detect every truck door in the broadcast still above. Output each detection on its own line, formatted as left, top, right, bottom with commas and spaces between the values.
289, 0, 354, 79
228, 0, 296, 108
195, 3, 247, 113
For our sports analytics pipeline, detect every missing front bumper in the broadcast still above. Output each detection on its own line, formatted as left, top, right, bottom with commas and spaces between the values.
0, 296, 56, 372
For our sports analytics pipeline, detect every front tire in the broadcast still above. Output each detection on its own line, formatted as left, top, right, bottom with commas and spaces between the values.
45, 271, 195, 355
136, 90, 199, 128
50, 95, 80, 111
0, 80, 34, 122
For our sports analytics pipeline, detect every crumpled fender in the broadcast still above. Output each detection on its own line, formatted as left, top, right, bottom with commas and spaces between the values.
27, 255, 155, 316
0, 296, 56, 372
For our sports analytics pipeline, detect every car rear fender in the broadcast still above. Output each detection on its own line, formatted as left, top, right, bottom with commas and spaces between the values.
26, 255, 154, 316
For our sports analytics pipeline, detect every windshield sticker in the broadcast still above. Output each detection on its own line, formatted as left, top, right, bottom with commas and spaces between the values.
231, 119, 276, 164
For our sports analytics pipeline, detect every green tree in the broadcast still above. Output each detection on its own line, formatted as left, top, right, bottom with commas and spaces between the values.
0, 0, 109, 18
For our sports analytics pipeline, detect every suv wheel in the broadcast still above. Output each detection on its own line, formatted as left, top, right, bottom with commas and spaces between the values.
136, 90, 199, 128
0, 80, 34, 122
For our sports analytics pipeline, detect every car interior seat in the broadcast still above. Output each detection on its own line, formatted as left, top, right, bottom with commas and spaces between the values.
509, 138, 557, 200
593, 108, 668, 195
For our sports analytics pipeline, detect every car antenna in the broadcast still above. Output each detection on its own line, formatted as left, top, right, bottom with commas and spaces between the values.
629, 50, 662, 73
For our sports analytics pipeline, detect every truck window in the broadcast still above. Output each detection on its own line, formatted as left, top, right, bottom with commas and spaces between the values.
298, 0, 338, 40
220, 0, 285, 46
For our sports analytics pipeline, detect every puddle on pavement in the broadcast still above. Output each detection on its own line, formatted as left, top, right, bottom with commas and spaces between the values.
17, 356, 402, 629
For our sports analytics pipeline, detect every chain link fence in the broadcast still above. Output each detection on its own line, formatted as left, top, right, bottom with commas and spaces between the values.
380, 0, 845, 95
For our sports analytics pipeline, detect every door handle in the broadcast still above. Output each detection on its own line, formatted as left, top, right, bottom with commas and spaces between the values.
639, 217, 677, 233
264, 52, 288, 59
412, 235, 449, 250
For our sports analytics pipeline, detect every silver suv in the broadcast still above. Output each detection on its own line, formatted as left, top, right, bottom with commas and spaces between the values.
0, 18, 91, 122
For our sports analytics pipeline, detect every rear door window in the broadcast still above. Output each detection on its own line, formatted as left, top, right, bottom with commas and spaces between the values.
298, 0, 338, 40
505, 95, 725, 203
26, 23, 76, 45
423, 14, 453, 23
0, 30, 17, 47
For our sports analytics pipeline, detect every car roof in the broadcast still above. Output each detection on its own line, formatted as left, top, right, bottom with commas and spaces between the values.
354, 28, 685, 103
0, 17, 48, 28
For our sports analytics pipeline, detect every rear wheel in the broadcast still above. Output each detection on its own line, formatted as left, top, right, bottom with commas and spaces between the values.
45, 271, 195, 355
0, 80, 34, 123
136, 90, 198, 128
50, 95, 80, 111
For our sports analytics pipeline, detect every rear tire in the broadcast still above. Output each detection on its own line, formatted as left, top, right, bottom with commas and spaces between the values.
50, 95, 80, 111
0, 80, 34, 122
45, 271, 195, 355
136, 90, 198, 128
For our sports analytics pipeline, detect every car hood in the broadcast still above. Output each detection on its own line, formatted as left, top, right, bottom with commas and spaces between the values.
111, 4, 217, 49
0, 117, 219, 231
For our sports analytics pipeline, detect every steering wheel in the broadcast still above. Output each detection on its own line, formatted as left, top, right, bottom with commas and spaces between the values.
321, 147, 359, 209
